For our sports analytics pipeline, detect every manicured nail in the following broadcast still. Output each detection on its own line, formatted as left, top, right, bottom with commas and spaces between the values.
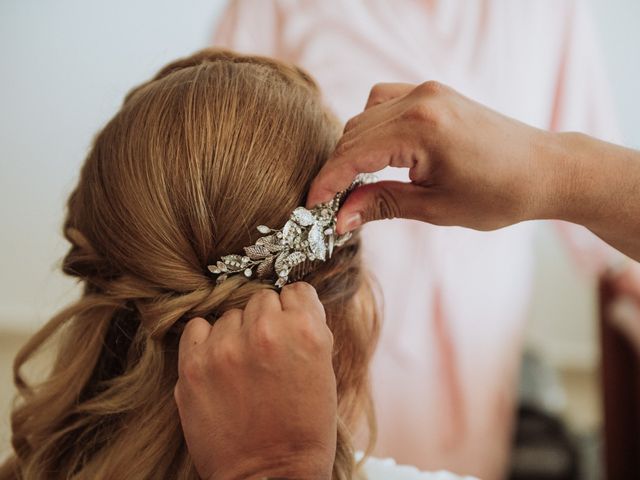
343, 213, 362, 233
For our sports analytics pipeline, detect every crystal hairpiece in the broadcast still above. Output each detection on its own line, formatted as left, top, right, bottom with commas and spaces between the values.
207, 174, 376, 288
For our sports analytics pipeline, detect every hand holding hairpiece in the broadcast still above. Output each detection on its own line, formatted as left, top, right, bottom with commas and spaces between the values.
208, 174, 376, 288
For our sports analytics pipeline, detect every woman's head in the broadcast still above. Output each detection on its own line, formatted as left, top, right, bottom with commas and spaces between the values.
2, 49, 378, 479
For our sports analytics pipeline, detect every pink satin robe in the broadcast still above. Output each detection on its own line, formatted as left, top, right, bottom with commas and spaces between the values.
212, 1, 622, 478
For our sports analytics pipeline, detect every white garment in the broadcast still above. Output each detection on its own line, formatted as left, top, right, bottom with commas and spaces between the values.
359, 453, 479, 480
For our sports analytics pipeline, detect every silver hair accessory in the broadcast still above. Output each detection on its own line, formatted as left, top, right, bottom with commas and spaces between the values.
207, 173, 376, 288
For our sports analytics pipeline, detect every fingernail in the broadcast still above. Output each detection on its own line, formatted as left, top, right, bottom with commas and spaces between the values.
342, 213, 362, 233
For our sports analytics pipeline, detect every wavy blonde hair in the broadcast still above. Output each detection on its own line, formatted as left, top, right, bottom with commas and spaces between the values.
0, 49, 379, 479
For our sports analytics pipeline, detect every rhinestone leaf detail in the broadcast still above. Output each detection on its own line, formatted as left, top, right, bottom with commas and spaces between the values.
256, 235, 284, 253
207, 174, 376, 287
244, 244, 271, 260
292, 207, 315, 226
256, 256, 275, 277
308, 223, 326, 261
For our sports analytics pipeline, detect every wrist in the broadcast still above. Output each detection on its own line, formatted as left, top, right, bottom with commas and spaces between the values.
526, 131, 589, 223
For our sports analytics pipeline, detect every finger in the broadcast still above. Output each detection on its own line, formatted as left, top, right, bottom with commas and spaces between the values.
242, 289, 283, 326
306, 155, 360, 208
335, 181, 433, 234
178, 317, 212, 372
365, 82, 415, 110
306, 121, 412, 208
344, 92, 407, 135
279, 282, 326, 323
210, 308, 243, 337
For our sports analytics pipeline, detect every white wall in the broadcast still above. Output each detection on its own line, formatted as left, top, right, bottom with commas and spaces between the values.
0, 0, 638, 342
0, 0, 226, 332
589, 0, 640, 149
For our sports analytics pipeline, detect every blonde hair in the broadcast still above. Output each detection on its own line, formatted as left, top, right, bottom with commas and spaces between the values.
0, 49, 379, 479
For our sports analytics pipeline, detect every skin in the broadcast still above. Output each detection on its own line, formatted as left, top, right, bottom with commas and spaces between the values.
175, 282, 336, 480
306, 82, 640, 262
176, 81, 640, 478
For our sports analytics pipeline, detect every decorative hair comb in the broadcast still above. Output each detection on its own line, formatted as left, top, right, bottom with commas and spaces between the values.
208, 174, 376, 288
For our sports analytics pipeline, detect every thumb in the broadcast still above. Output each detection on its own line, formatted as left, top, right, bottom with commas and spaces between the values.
336, 181, 431, 234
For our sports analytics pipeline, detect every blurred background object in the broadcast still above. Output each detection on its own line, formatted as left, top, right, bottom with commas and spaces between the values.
598, 276, 640, 480
1, 1, 639, 478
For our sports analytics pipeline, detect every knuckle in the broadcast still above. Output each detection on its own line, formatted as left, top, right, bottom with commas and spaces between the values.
292, 307, 332, 352
401, 102, 440, 127
248, 290, 275, 308
367, 83, 387, 105
332, 140, 350, 160
218, 308, 243, 323
415, 80, 444, 97
343, 116, 359, 132
286, 281, 313, 293
182, 317, 208, 339
180, 354, 204, 385
213, 338, 241, 367
255, 289, 275, 299
296, 309, 316, 325
250, 316, 278, 353
296, 320, 329, 352
400, 81, 450, 127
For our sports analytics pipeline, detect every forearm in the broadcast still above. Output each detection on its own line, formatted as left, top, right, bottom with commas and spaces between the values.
544, 132, 640, 262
